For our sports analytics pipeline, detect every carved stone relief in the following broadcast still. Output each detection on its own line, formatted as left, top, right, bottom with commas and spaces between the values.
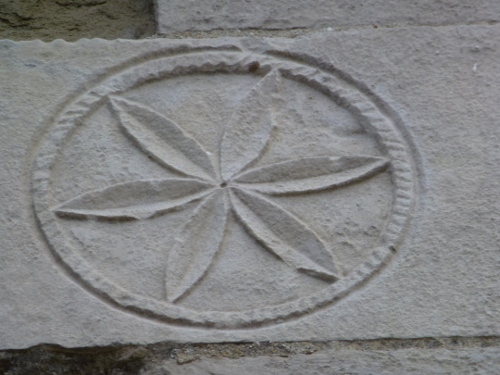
32, 47, 416, 327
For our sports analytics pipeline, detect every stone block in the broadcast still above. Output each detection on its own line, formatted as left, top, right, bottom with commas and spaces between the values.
156, 347, 500, 374
0, 24, 499, 349
155, 0, 500, 34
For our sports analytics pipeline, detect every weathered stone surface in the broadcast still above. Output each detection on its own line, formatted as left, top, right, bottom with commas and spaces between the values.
155, 348, 500, 374
1, 24, 500, 349
0, 0, 155, 41
2, 338, 499, 374
155, 0, 500, 34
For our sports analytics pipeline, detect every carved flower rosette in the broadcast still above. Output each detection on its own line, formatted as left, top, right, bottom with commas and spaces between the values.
33, 49, 415, 327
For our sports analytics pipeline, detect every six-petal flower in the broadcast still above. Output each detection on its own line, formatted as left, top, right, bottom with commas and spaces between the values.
54, 71, 389, 302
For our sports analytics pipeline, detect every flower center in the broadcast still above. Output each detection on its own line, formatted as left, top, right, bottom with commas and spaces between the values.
220, 181, 228, 188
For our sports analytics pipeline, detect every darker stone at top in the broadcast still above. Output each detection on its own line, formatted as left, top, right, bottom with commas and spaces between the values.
0, 0, 155, 41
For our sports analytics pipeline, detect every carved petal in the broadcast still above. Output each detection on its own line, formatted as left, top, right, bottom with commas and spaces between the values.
109, 96, 216, 181
54, 179, 214, 220
234, 156, 389, 194
166, 190, 227, 303
219, 71, 282, 181
230, 187, 341, 280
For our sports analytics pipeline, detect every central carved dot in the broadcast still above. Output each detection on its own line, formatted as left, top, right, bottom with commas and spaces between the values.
220, 181, 228, 188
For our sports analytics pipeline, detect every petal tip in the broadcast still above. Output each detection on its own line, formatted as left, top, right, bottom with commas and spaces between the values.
165, 286, 184, 304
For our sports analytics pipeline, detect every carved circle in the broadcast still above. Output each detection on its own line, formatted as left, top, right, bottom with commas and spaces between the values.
32, 48, 416, 327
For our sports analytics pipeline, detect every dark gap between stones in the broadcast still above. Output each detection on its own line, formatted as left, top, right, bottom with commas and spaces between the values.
0, 0, 156, 41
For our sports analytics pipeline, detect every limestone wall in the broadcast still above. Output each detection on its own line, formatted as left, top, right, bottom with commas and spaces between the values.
0, 2, 499, 374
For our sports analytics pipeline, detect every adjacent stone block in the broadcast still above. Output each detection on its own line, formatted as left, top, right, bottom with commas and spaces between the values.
0, 0, 155, 41
1, 24, 500, 349
155, 0, 500, 34
156, 347, 500, 374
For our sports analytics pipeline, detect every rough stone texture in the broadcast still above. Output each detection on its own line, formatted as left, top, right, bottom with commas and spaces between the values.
0, 0, 155, 41
155, 0, 500, 34
2, 338, 499, 374
156, 348, 500, 374
1, 24, 500, 352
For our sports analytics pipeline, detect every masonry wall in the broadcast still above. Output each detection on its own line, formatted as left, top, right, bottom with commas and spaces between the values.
1, 1, 499, 374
